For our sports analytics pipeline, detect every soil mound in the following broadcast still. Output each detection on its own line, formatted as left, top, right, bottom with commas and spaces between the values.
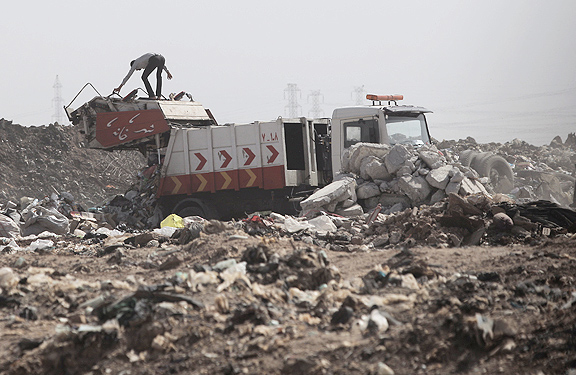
0, 119, 145, 208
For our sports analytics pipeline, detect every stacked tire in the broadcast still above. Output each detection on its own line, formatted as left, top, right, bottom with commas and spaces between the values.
459, 150, 514, 193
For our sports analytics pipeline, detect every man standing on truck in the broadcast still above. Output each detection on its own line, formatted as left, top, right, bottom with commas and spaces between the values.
114, 53, 173, 99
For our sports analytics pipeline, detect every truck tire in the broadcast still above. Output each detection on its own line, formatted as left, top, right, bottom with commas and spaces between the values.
177, 205, 206, 219
173, 198, 219, 220
469, 152, 493, 171
476, 155, 514, 193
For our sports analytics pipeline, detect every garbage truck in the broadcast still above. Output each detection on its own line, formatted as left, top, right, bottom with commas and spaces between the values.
66, 86, 512, 219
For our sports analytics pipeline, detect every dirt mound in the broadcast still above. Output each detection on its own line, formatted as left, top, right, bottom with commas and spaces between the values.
0, 119, 145, 208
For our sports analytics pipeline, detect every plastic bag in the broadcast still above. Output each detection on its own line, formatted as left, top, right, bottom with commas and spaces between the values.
308, 215, 337, 233
21, 206, 69, 236
161, 214, 184, 228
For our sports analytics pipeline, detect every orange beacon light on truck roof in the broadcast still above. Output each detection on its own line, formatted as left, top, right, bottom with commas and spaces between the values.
366, 94, 404, 102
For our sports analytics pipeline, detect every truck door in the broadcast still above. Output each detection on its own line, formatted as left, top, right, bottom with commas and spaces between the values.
283, 118, 320, 187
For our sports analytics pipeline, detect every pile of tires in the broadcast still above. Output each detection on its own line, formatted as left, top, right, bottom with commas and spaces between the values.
459, 150, 514, 194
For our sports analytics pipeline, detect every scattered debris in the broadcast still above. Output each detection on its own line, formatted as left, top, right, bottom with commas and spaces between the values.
1, 122, 576, 374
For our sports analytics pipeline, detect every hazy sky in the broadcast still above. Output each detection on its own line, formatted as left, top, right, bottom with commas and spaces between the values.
1, 0, 575, 146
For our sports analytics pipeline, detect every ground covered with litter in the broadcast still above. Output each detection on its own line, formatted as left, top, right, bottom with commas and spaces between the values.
1, 220, 575, 375
1, 122, 576, 375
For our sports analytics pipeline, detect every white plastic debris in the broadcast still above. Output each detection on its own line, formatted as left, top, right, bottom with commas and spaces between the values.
152, 226, 178, 238
27, 239, 55, 252
212, 258, 237, 272
300, 177, 357, 213
217, 261, 250, 293
268, 212, 286, 224
475, 313, 494, 342
307, 215, 337, 233
21, 205, 69, 236
357, 308, 389, 334
376, 362, 395, 375
0, 238, 20, 252
96, 227, 124, 237
283, 216, 312, 233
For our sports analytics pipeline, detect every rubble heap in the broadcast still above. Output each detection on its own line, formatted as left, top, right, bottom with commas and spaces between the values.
302, 134, 576, 219
0, 119, 144, 207
301, 143, 490, 217
437, 134, 576, 206
1, 119, 575, 233
2, 120, 576, 374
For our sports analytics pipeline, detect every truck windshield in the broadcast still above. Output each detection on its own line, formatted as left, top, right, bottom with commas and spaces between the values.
385, 114, 429, 146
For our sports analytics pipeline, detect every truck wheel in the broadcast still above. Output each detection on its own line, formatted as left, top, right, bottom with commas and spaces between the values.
476, 155, 514, 193
177, 205, 206, 219
172, 198, 220, 220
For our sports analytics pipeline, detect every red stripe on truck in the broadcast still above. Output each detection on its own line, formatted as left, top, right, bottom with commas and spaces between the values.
158, 165, 285, 197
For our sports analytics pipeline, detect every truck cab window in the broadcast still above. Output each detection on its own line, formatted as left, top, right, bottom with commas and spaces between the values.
344, 119, 378, 148
345, 126, 361, 148
385, 114, 429, 146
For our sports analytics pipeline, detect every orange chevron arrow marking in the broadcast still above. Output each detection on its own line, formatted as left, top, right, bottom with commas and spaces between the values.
220, 171, 232, 189
197, 174, 208, 191
170, 176, 182, 194
245, 169, 257, 186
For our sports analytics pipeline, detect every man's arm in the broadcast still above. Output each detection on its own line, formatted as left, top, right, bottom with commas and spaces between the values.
163, 66, 173, 80
114, 65, 137, 93
120, 66, 136, 86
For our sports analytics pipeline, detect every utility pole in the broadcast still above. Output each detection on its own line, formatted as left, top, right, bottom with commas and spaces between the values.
308, 90, 324, 118
284, 83, 301, 117
352, 85, 365, 105
52, 75, 63, 124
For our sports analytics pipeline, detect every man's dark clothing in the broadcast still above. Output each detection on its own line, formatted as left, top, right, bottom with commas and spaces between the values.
119, 53, 170, 98
142, 54, 166, 98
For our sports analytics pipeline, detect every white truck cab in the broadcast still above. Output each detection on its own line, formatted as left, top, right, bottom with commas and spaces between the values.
330, 94, 432, 176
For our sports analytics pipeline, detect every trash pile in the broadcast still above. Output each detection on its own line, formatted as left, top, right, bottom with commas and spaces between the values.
3, 189, 575, 265
0, 195, 73, 240
2, 162, 576, 256
3, 119, 574, 234
1, 135, 576, 374
3, 116, 576, 373
437, 134, 576, 206
1, 207, 575, 374
266, 191, 576, 252
0, 119, 144, 207
100, 161, 163, 229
